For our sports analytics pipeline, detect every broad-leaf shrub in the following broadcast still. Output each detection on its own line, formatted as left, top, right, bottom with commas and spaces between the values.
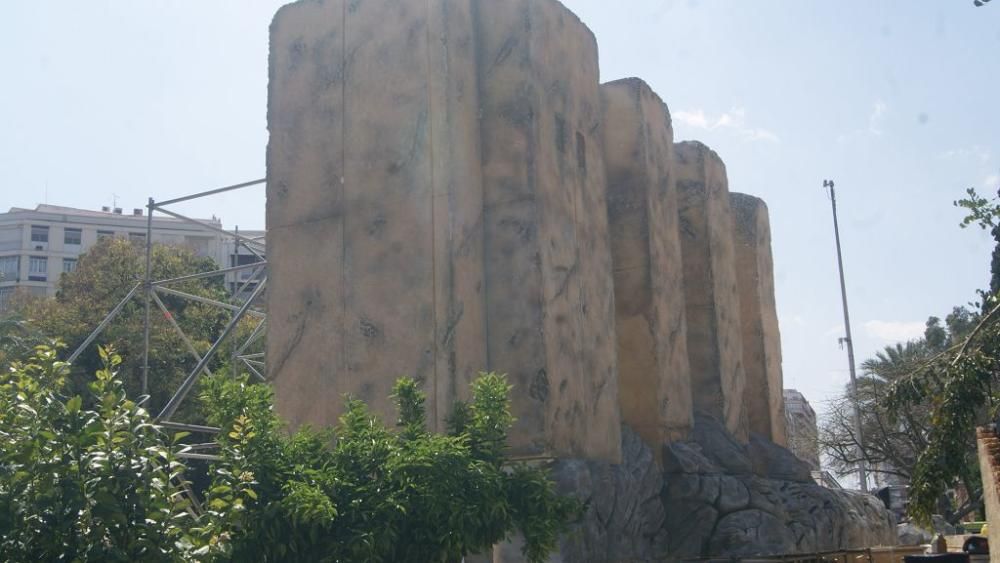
198, 372, 580, 562
0, 344, 193, 561
1, 346, 579, 562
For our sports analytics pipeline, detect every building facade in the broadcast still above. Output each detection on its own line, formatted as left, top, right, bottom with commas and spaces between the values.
783, 388, 821, 471
0, 204, 264, 310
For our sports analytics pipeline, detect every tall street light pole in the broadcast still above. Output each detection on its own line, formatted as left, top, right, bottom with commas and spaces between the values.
824, 179, 868, 492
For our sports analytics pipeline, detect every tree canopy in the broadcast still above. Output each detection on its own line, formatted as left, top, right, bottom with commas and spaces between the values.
7, 237, 242, 417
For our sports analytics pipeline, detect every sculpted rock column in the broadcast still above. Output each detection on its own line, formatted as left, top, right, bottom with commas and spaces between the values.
475, 0, 620, 462
731, 193, 787, 446
601, 78, 693, 449
266, 0, 621, 463
266, 0, 487, 431
674, 141, 748, 443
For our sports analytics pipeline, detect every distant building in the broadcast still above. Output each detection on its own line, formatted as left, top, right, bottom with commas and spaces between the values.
784, 388, 821, 471
0, 204, 264, 310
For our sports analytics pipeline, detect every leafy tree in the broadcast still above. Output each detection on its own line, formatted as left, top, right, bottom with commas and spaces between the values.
821, 314, 984, 522
10, 237, 235, 416
0, 344, 195, 561
0, 312, 39, 366
882, 187, 1000, 524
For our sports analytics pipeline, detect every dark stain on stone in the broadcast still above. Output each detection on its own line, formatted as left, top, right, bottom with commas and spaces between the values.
441, 303, 465, 347
508, 331, 520, 348
498, 217, 534, 242
551, 260, 578, 303
576, 131, 587, 173
500, 95, 535, 128
530, 368, 549, 402
289, 38, 307, 69
368, 214, 386, 237
490, 35, 517, 75
359, 318, 380, 339
554, 114, 568, 154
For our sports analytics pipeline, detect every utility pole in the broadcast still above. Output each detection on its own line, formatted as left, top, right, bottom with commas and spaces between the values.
824, 179, 868, 493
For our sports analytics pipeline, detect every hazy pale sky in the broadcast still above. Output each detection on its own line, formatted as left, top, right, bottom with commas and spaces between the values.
2, 1, 998, 424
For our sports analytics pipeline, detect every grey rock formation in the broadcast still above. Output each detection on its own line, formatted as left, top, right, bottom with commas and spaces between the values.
548, 419, 895, 562
548, 426, 669, 562
897, 523, 932, 546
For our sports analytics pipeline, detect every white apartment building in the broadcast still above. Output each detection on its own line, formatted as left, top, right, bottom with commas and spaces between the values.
0, 204, 264, 311
783, 388, 820, 470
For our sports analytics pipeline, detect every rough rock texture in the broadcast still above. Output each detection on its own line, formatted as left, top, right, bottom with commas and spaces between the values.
267, 0, 621, 462
266, 2, 896, 560
542, 420, 895, 562
601, 78, 693, 449
495, 427, 668, 562
661, 415, 894, 558
475, 0, 620, 462
730, 193, 787, 446
896, 523, 933, 546
674, 141, 748, 443
266, 0, 487, 435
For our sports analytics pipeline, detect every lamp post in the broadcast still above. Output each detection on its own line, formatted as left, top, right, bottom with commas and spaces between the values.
825, 179, 868, 492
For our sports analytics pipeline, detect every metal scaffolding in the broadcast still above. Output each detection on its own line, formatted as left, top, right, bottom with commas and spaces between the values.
67, 178, 267, 461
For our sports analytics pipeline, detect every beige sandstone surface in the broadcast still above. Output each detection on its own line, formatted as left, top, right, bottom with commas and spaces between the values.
267, 0, 621, 463
601, 77, 693, 450
731, 193, 787, 446
674, 141, 748, 443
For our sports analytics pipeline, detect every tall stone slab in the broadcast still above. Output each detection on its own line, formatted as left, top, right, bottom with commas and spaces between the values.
474, 0, 620, 462
731, 193, 787, 446
601, 78, 693, 449
674, 141, 748, 443
266, 0, 487, 432
267, 0, 621, 463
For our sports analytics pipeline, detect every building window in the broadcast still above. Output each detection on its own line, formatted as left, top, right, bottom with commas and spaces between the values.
30, 225, 49, 243
0, 256, 18, 281
28, 256, 47, 281
0, 287, 13, 312
64, 228, 82, 246
129, 232, 146, 245
63, 258, 77, 273
97, 230, 114, 240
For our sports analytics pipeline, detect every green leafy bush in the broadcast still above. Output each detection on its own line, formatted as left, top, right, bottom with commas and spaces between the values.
196, 372, 580, 562
1, 345, 579, 562
0, 344, 194, 561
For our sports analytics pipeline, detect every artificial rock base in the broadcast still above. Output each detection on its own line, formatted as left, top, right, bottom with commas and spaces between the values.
543, 417, 894, 562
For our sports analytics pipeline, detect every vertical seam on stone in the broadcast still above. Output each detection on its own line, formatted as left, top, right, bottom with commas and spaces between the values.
704, 151, 724, 415
340, 0, 349, 391
425, 0, 440, 428
471, 0, 491, 370
522, 0, 551, 452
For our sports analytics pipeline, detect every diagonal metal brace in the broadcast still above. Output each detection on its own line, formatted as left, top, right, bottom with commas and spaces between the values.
157, 278, 267, 421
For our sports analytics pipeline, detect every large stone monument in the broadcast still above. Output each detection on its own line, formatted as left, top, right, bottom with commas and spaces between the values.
602, 78, 693, 450
266, 0, 620, 463
674, 141, 748, 443
265, 0, 894, 560
731, 193, 787, 446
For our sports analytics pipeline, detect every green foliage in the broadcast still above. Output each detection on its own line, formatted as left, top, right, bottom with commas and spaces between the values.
8, 237, 248, 417
821, 313, 984, 525
0, 312, 39, 365
956, 187, 1000, 308
196, 372, 580, 562
1, 341, 578, 561
881, 187, 1000, 524
0, 344, 195, 561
